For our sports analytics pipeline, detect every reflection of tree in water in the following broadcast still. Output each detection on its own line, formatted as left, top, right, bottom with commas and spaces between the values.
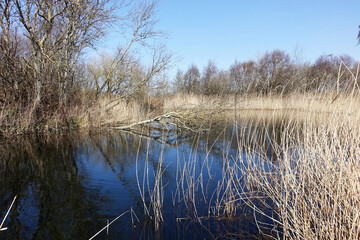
0, 131, 177, 239
0, 114, 304, 239
84, 131, 146, 211
0, 134, 103, 240
84, 130, 144, 170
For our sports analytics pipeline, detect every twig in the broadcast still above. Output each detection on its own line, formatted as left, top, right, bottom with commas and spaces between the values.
89, 210, 129, 240
0, 196, 17, 231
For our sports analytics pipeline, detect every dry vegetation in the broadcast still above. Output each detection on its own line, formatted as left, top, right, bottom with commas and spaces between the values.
163, 92, 360, 113
0, 0, 171, 135
1, 1, 360, 238
135, 92, 360, 239
239, 104, 360, 239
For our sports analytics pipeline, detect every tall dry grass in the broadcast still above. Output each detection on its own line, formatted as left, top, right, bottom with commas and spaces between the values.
84, 97, 145, 127
163, 93, 224, 111
238, 100, 360, 239
164, 91, 360, 115
138, 92, 360, 239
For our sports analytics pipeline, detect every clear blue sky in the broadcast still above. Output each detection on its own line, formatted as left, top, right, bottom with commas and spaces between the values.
157, 0, 360, 72
102, 0, 360, 78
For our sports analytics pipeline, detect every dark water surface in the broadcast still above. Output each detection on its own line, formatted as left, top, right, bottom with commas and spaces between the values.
0, 113, 298, 239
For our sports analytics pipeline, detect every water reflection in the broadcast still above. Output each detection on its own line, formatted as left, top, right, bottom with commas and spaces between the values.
0, 134, 102, 239
0, 111, 303, 239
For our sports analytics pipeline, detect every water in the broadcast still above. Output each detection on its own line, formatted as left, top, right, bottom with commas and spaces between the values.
0, 112, 299, 239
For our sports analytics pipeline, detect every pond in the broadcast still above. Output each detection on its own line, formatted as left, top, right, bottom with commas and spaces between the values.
0, 111, 303, 239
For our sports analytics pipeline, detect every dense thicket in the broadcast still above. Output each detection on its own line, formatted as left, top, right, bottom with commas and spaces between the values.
174, 50, 358, 95
0, 0, 170, 133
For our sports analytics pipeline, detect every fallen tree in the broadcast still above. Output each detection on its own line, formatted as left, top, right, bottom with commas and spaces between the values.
113, 110, 227, 145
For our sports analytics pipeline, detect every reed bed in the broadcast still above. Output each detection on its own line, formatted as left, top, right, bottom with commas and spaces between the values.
137, 94, 360, 239
131, 60, 360, 239
240, 108, 360, 239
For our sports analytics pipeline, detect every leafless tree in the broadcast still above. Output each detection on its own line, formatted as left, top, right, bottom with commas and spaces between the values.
0, 0, 171, 131
0, 0, 31, 107
214, 70, 231, 94
87, 50, 144, 99
201, 60, 217, 94
229, 60, 256, 93
257, 49, 294, 93
184, 64, 201, 94
174, 69, 185, 93
92, 0, 172, 111
10, 0, 119, 117
306, 55, 338, 92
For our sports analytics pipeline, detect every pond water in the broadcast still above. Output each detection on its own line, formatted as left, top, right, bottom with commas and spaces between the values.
0, 111, 301, 239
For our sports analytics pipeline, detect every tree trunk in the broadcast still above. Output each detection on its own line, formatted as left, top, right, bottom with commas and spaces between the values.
32, 53, 43, 118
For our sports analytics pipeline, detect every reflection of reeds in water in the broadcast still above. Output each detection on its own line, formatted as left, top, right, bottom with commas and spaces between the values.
136, 137, 165, 231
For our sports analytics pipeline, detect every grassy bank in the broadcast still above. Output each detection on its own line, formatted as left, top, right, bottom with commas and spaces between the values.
80, 92, 360, 131
2, 91, 358, 134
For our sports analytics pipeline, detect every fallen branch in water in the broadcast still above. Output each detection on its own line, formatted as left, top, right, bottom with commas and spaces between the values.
112, 110, 228, 147
114, 112, 181, 130
113, 111, 193, 146
113, 110, 226, 133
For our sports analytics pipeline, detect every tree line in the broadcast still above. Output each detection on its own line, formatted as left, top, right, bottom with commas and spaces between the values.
174, 50, 358, 96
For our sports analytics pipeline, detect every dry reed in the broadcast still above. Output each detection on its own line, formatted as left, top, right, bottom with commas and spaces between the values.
140, 94, 360, 239
136, 137, 166, 231
239, 104, 360, 239
112, 60, 360, 238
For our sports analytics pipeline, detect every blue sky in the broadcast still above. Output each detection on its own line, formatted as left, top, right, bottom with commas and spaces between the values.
101, 0, 360, 78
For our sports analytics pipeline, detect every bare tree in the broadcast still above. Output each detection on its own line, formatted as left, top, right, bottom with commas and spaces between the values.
0, 0, 14, 56
201, 60, 217, 94
0, 0, 30, 106
174, 69, 185, 93
11, 0, 119, 116
257, 50, 294, 93
307, 55, 337, 92
92, 0, 172, 111
55, 0, 118, 106
229, 60, 256, 93
214, 70, 231, 95
87, 50, 144, 99
184, 64, 201, 94
0, 0, 171, 131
